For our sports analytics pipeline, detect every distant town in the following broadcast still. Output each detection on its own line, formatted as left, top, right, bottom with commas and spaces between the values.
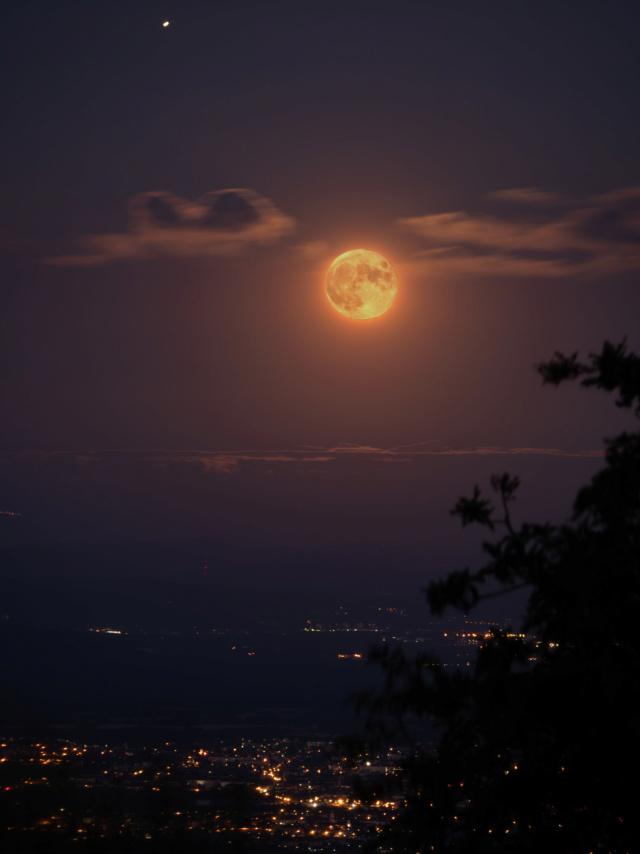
1, 734, 405, 852
1, 548, 528, 851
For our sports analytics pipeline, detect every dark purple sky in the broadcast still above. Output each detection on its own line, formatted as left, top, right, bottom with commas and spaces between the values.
1, 0, 640, 574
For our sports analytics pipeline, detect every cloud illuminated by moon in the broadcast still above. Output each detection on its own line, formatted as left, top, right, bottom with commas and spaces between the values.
45, 189, 295, 266
325, 249, 398, 320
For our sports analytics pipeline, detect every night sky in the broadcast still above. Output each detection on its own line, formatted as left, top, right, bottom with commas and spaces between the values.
2, 0, 640, 576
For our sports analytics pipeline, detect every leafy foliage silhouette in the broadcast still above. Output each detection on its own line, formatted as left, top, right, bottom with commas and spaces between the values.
354, 341, 640, 853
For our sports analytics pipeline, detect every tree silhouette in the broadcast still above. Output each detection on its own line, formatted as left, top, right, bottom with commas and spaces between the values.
356, 340, 640, 853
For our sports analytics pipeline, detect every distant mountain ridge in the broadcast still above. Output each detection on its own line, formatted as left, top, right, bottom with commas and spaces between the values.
0, 538, 439, 632
0, 537, 431, 593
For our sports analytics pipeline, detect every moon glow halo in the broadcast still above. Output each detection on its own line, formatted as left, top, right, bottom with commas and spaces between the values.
325, 249, 398, 320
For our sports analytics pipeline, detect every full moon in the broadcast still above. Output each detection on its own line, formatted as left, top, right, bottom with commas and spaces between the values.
325, 249, 398, 320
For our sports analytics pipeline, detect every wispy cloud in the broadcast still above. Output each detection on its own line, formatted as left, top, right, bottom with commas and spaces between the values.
398, 186, 640, 278
0, 443, 603, 477
485, 187, 565, 206
46, 189, 296, 266
325, 441, 602, 460
292, 240, 329, 261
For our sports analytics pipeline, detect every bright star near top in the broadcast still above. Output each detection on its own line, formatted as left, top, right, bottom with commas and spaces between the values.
162, 21, 170, 28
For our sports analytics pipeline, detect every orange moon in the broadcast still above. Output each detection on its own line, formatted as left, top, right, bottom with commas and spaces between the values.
325, 249, 398, 320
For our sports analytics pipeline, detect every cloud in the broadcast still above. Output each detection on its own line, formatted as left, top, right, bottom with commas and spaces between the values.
326, 441, 602, 460
46, 188, 296, 266
398, 186, 640, 278
485, 187, 565, 206
0, 443, 602, 479
292, 240, 330, 261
